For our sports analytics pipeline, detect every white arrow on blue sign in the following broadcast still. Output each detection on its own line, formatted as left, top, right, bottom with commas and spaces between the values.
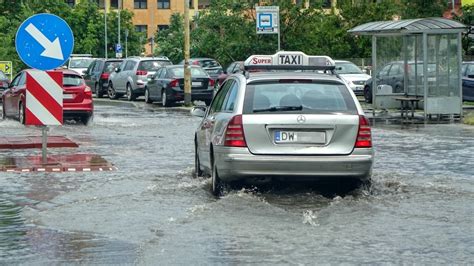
15, 13, 74, 71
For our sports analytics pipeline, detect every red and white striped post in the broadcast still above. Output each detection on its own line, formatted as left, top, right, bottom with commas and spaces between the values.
25, 69, 63, 163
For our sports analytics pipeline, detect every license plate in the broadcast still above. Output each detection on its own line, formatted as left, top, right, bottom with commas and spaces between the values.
63, 94, 74, 99
274, 131, 326, 144
192, 82, 202, 86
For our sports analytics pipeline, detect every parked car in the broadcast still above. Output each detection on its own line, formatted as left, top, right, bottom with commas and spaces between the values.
363, 61, 436, 103
462, 61, 474, 101
64, 54, 95, 76
0, 70, 9, 100
145, 65, 215, 106
192, 51, 373, 196
178, 58, 223, 81
217, 61, 244, 86
108, 56, 172, 101
1, 69, 93, 124
334, 60, 371, 95
83, 58, 123, 98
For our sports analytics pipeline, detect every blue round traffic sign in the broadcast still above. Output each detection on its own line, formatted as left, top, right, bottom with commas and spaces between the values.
15, 13, 74, 71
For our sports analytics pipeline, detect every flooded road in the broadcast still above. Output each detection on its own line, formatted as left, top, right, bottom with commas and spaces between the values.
1, 100, 473, 264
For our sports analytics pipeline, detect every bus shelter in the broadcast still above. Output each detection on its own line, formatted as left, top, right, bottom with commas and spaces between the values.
348, 18, 467, 119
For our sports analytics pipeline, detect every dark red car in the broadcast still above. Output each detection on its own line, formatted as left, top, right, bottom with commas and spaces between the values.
1, 69, 93, 124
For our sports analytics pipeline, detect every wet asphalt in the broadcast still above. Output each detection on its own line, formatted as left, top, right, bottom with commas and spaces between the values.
0, 98, 473, 264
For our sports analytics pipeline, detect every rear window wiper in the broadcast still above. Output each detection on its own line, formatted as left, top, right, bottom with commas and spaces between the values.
253, 105, 303, 113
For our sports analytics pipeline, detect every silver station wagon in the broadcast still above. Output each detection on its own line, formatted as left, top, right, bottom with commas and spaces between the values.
192, 51, 373, 196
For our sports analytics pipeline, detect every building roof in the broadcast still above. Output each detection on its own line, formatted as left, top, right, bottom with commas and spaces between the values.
348, 17, 467, 35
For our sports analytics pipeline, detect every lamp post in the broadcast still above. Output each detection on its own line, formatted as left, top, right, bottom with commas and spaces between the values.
184, 0, 191, 106
117, 0, 121, 58
104, 0, 108, 58
125, 29, 128, 58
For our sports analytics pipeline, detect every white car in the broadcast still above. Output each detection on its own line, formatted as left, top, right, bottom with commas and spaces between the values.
335, 60, 371, 95
192, 52, 373, 196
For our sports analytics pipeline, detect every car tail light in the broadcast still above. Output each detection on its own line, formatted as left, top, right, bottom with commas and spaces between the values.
224, 115, 247, 147
136, 70, 147, 76
100, 73, 110, 80
84, 86, 92, 97
192, 61, 200, 65
208, 79, 215, 87
169, 79, 179, 87
355, 115, 372, 148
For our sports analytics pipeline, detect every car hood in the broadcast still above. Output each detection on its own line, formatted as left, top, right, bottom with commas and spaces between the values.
339, 73, 371, 83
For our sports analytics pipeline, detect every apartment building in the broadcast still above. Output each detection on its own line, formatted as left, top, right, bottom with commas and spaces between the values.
66, 0, 199, 55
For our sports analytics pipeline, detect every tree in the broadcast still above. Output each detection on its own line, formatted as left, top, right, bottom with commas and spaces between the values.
454, 4, 474, 55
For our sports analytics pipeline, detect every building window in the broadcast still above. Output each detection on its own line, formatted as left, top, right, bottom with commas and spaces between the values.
110, 0, 119, 8
158, 25, 169, 31
96, 0, 105, 8
134, 0, 147, 9
157, 0, 170, 9
65, 0, 75, 7
189, 0, 193, 8
135, 25, 148, 33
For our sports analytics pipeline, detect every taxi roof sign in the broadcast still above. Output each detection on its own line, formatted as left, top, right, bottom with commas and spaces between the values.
244, 51, 335, 71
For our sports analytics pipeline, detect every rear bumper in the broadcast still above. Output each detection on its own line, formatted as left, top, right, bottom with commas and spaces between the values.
214, 146, 373, 182
168, 87, 214, 101
63, 100, 93, 117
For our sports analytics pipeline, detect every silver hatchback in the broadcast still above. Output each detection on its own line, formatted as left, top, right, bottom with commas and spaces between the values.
192, 52, 373, 196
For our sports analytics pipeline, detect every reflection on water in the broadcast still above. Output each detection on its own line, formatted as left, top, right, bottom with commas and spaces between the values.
0, 198, 137, 264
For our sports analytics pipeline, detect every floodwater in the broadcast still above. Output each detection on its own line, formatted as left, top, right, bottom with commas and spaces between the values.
0, 100, 473, 264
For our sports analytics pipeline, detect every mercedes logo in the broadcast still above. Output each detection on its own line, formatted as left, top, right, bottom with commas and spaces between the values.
297, 115, 306, 123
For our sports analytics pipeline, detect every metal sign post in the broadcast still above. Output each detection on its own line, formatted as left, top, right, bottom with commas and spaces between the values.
256, 6, 280, 51
41, 126, 48, 164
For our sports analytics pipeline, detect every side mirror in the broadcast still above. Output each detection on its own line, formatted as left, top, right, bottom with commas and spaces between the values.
190, 106, 206, 117
114, 67, 120, 73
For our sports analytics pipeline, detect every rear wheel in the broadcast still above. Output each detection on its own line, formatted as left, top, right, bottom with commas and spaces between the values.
108, 83, 119, 99
80, 114, 92, 125
18, 102, 25, 124
95, 83, 103, 98
194, 142, 203, 178
364, 86, 372, 103
144, 88, 153, 104
126, 83, 136, 101
211, 159, 225, 197
161, 90, 172, 107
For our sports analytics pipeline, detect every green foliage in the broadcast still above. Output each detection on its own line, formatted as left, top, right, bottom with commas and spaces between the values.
400, 0, 447, 19
454, 4, 474, 55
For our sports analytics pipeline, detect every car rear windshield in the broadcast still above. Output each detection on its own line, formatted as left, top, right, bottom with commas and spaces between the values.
335, 62, 363, 74
70, 58, 94, 68
138, 60, 171, 71
63, 74, 84, 87
196, 60, 221, 68
243, 81, 358, 115
169, 67, 208, 78
104, 61, 122, 73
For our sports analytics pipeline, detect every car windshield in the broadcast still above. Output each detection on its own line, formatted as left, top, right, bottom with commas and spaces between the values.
196, 59, 221, 68
69, 58, 94, 68
0, 71, 7, 80
138, 60, 171, 71
335, 62, 364, 74
104, 61, 122, 73
243, 81, 358, 115
169, 67, 208, 78
63, 74, 84, 87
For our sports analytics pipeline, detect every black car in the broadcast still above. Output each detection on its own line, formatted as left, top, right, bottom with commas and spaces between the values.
83, 58, 123, 98
462, 61, 474, 102
363, 61, 436, 103
145, 65, 215, 107
178, 58, 223, 81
